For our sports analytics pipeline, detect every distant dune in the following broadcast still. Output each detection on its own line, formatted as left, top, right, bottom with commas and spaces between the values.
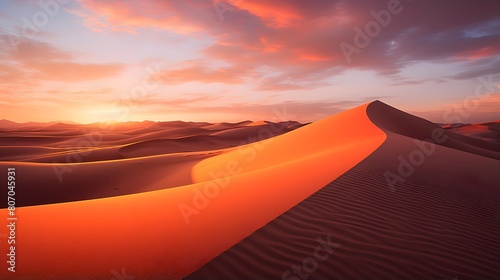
443, 121, 500, 146
0, 120, 302, 207
0, 101, 498, 279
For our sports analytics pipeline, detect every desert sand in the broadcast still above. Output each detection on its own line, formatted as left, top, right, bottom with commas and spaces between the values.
188, 101, 500, 279
0, 101, 498, 279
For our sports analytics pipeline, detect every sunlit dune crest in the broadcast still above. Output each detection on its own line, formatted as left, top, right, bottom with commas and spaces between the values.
0, 101, 499, 279
1, 101, 385, 279
188, 101, 500, 279
1, 0, 499, 278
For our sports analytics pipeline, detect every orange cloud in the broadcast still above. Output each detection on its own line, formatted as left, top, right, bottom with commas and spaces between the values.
0, 37, 125, 83
476, 92, 500, 112
26, 61, 124, 82
12, 39, 74, 61
295, 50, 336, 62
52, 0, 500, 91
413, 92, 500, 124
228, 0, 302, 27
455, 46, 500, 60
74, 0, 203, 34
259, 36, 283, 53
0, 35, 126, 119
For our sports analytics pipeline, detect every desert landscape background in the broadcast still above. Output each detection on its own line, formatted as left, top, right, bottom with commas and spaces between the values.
0, 101, 499, 279
1, 0, 500, 279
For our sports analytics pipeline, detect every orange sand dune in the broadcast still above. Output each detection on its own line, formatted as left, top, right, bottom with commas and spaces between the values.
192, 103, 384, 182
0, 152, 210, 207
0, 119, 303, 209
0, 101, 498, 279
188, 142, 499, 279
188, 101, 500, 279
0, 103, 385, 279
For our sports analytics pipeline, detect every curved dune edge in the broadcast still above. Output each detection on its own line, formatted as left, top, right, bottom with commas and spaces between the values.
0, 102, 386, 279
366, 101, 500, 159
0, 152, 210, 208
186, 102, 499, 279
192, 102, 386, 182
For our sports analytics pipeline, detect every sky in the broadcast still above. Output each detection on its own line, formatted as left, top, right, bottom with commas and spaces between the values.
0, 0, 499, 124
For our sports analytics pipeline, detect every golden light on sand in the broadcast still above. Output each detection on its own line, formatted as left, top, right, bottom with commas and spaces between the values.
1, 101, 499, 279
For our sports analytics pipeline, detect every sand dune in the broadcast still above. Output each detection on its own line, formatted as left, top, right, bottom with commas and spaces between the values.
0, 119, 301, 207
117, 136, 235, 157
444, 121, 500, 145
188, 101, 500, 279
0, 120, 301, 162
0, 102, 384, 279
0, 101, 498, 279
0, 153, 210, 207
367, 101, 500, 159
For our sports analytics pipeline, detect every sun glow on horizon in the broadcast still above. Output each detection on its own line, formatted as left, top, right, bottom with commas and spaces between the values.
0, 0, 499, 124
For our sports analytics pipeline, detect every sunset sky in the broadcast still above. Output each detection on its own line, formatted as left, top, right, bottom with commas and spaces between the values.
0, 0, 499, 124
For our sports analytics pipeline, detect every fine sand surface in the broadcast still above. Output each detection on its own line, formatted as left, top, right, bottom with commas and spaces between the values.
187, 101, 500, 279
0, 101, 498, 279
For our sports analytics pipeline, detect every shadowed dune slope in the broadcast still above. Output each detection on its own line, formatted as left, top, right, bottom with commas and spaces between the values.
0, 153, 212, 208
445, 121, 500, 145
367, 101, 500, 158
186, 101, 500, 279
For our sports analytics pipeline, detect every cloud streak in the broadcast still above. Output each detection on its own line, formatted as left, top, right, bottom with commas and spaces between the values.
0, 0, 499, 123
73, 0, 500, 89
